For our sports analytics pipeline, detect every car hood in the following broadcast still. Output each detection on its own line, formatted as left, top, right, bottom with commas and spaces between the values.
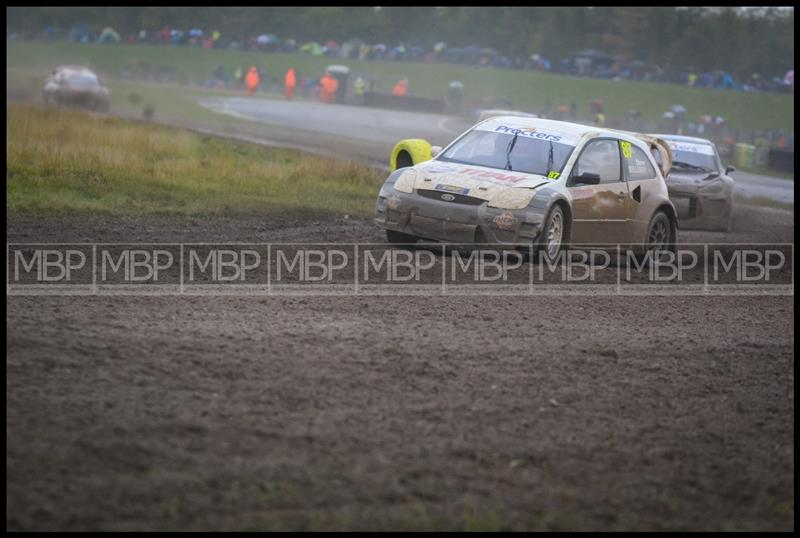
411, 160, 551, 204
666, 171, 721, 192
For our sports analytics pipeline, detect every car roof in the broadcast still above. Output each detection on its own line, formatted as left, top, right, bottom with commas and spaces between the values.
477, 115, 657, 151
479, 115, 599, 138
55, 65, 97, 76
649, 133, 715, 146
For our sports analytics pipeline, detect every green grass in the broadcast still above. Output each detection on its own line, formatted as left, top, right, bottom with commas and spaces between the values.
7, 39, 794, 133
6, 103, 385, 216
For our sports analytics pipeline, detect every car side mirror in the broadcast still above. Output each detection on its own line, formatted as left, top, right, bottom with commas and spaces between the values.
430, 145, 442, 157
725, 165, 736, 174
571, 171, 601, 186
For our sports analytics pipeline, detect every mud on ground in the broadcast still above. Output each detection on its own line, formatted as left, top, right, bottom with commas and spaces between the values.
6, 206, 795, 531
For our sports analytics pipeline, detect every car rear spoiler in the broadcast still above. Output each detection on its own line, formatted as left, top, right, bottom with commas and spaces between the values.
634, 134, 672, 178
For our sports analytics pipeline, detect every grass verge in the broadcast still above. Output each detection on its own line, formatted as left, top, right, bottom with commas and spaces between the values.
7, 39, 795, 133
6, 103, 385, 216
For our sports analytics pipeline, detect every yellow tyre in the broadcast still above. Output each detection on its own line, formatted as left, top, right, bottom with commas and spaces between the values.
390, 138, 433, 171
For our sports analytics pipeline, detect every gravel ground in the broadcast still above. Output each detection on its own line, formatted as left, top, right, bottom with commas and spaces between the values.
6, 205, 794, 531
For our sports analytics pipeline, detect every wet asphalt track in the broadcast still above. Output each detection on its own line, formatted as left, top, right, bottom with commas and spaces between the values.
199, 96, 794, 206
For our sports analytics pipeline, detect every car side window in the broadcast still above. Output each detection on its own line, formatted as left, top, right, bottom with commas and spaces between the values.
626, 146, 657, 180
573, 139, 622, 184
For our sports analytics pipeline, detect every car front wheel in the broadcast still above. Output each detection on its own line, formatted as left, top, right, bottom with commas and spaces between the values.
534, 204, 567, 261
724, 198, 734, 233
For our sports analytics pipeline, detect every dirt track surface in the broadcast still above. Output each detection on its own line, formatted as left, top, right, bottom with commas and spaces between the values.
7, 292, 795, 532
6, 209, 795, 531
5, 198, 794, 245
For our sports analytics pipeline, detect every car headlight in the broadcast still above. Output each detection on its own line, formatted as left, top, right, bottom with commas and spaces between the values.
487, 188, 537, 209
393, 169, 418, 193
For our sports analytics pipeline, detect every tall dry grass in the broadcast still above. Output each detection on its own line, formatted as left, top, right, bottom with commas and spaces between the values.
7, 104, 385, 216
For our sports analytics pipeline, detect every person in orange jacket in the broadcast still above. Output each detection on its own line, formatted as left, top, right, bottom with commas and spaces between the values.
391, 78, 408, 97
245, 66, 260, 96
284, 67, 297, 100
319, 71, 339, 103
327, 75, 339, 103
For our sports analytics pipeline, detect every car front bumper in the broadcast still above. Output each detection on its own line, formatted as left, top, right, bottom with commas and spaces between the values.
374, 185, 545, 245
668, 187, 732, 231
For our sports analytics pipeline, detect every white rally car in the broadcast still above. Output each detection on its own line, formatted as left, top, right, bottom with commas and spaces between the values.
376, 116, 677, 258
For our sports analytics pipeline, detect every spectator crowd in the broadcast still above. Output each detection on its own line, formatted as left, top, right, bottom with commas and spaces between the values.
13, 23, 795, 95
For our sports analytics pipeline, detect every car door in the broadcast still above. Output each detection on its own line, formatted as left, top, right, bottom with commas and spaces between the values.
567, 138, 630, 245
622, 142, 662, 243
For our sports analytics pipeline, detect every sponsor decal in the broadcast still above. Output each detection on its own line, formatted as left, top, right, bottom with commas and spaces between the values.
435, 183, 470, 195
492, 211, 517, 230
494, 124, 563, 142
667, 142, 716, 156
475, 119, 581, 146
458, 167, 527, 184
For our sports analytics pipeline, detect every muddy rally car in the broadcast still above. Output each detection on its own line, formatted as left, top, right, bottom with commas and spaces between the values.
43, 66, 111, 112
375, 116, 677, 258
652, 134, 735, 233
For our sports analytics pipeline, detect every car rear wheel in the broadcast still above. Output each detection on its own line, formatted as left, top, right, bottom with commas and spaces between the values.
639, 210, 674, 263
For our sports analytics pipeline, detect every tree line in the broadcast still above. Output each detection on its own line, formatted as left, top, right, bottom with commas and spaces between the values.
7, 6, 795, 78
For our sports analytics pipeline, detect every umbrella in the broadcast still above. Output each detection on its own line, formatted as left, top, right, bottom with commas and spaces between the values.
98, 27, 120, 43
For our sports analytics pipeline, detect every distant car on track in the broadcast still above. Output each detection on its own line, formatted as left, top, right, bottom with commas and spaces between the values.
43, 65, 110, 112
650, 134, 735, 233
375, 116, 678, 258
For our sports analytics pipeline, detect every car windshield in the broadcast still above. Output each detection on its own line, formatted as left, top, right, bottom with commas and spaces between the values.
667, 142, 718, 174
439, 128, 575, 177
65, 73, 100, 89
